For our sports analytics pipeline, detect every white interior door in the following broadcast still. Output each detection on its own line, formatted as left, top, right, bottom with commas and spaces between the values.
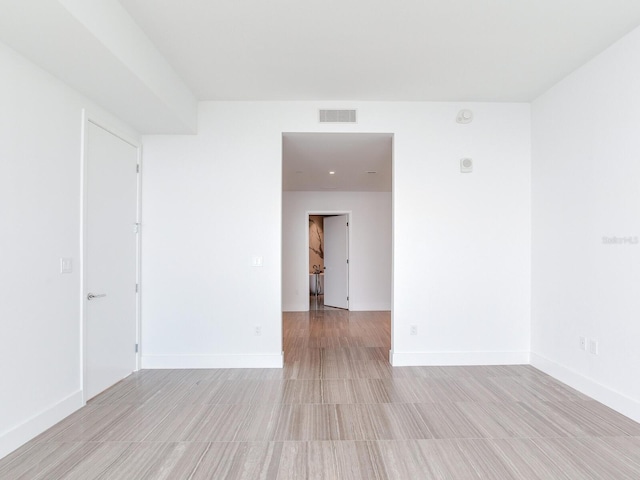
84, 121, 138, 400
323, 215, 349, 309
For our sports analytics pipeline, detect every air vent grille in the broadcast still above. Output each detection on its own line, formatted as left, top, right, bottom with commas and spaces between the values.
319, 109, 357, 123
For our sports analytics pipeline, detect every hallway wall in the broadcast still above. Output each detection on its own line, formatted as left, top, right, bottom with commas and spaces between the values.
140, 101, 531, 369
283, 191, 392, 311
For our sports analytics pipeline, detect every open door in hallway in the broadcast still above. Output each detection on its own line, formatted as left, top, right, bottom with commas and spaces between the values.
323, 214, 349, 309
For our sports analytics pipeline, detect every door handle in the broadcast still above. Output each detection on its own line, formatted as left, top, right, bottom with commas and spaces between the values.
87, 293, 107, 300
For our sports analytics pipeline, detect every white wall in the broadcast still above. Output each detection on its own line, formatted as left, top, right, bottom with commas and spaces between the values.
282, 191, 392, 312
0, 42, 138, 458
141, 101, 531, 369
531, 26, 640, 421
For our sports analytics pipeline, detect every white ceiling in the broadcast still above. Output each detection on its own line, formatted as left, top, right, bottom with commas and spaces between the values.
283, 133, 392, 192
3, 1, 640, 180
120, 0, 640, 102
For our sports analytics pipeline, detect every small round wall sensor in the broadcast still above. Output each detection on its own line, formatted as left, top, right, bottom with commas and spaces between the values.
456, 109, 473, 124
460, 158, 473, 173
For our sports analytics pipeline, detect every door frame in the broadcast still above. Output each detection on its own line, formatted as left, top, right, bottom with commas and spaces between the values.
80, 109, 142, 403
306, 211, 351, 311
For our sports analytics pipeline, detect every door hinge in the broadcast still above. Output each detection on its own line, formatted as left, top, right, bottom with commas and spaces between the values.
347, 222, 349, 227
135, 343, 139, 353
135, 283, 139, 293
133, 223, 140, 233
346, 259, 349, 264
136, 164, 140, 173
347, 296, 349, 301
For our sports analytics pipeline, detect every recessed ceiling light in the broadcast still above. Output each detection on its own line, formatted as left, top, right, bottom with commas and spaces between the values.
329, 171, 335, 175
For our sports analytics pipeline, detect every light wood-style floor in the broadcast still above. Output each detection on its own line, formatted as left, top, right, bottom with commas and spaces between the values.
2, 308, 640, 479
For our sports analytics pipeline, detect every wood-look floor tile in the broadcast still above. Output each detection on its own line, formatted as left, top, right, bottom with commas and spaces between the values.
88, 378, 192, 406
277, 441, 336, 479
90, 442, 207, 480
452, 377, 508, 403
574, 438, 640, 478
322, 377, 419, 404
379, 439, 516, 480
449, 438, 521, 479
574, 400, 640, 436
142, 403, 209, 442
454, 401, 548, 439
31, 442, 131, 480
334, 404, 378, 440
273, 442, 305, 480
277, 441, 385, 480
205, 380, 261, 404
331, 441, 387, 480
531, 437, 640, 480
600, 436, 640, 465
272, 404, 338, 441
376, 378, 424, 403
491, 438, 576, 480
235, 404, 287, 441
376, 439, 481, 480
279, 380, 323, 404
177, 379, 225, 404
4, 309, 640, 479
366, 403, 433, 440
250, 379, 322, 404
33, 404, 135, 443
412, 402, 484, 439
0, 442, 87, 480
350, 379, 399, 403
90, 402, 177, 442
188, 442, 283, 480
321, 379, 357, 404
185, 404, 252, 441
535, 400, 637, 437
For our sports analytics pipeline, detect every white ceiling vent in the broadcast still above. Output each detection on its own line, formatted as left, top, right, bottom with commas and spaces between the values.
319, 109, 357, 123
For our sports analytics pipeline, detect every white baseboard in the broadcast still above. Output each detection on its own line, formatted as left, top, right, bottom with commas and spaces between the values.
282, 304, 392, 312
142, 353, 284, 369
349, 304, 392, 312
0, 390, 83, 460
530, 352, 640, 423
390, 350, 530, 366
282, 304, 308, 312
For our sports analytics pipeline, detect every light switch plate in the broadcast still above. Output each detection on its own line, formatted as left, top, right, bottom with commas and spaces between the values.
60, 257, 72, 274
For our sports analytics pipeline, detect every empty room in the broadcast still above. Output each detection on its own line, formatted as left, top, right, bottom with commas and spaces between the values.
2, 1, 640, 478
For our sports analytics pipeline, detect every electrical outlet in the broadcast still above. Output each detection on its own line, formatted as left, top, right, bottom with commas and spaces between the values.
255, 325, 262, 336
589, 339, 598, 355
410, 325, 418, 336
579, 336, 586, 351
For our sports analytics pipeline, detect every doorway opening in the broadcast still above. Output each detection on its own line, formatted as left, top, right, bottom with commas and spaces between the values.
281, 132, 394, 363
